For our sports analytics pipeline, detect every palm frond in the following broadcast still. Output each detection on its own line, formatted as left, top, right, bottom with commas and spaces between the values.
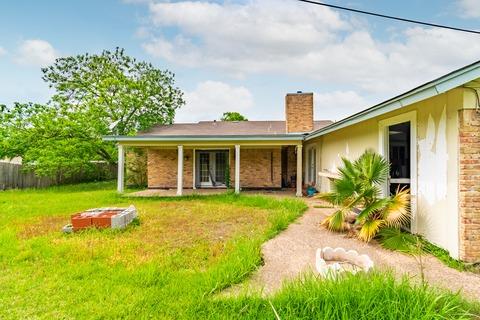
332, 178, 357, 200
358, 219, 384, 242
316, 192, 339, 205
321, 209, 349, 232
354, 150, 390, 185
339, 157, 358, 181
377, 227, 419, 253
356, 198, 390, 222
383, 188, 410, 228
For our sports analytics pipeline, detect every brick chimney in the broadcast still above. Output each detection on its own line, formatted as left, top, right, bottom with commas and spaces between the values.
285, 91, 314, 133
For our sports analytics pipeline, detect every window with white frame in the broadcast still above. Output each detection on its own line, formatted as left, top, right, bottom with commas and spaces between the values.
307, 147, 317, 185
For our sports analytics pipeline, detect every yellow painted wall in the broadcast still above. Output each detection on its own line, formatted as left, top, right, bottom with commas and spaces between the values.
309, 88, 465, 258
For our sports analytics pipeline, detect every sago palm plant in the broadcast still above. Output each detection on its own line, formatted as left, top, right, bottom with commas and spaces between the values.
318, 150, 410, 242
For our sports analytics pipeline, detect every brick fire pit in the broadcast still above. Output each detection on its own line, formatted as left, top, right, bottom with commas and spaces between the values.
63, 206, 137, 232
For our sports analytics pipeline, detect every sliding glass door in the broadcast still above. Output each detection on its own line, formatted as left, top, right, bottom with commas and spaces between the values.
196, 150, 229, 187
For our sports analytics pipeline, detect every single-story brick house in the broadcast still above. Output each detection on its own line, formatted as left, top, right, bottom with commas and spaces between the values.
105, 61, 480, 262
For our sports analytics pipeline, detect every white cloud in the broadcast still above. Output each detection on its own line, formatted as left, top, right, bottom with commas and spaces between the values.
457, 0, 480, 18
175, 81, 254, 123
315, 91, 369, 121
141, 1, 480, 96
0, 46, 6, 56
15, 39, 58, 67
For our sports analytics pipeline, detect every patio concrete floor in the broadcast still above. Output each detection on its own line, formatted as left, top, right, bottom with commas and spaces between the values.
128, 188, 297, 198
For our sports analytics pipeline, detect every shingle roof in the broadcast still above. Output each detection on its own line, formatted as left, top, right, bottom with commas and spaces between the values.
139, 120, 333, 136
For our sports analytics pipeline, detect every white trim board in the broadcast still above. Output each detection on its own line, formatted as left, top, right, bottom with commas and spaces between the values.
378, 110, 418, 234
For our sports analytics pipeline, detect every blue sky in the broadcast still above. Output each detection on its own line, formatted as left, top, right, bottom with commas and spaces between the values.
1, 0, 480, 123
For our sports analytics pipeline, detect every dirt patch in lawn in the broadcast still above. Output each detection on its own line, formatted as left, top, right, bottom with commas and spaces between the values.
17, 201, 271, 268
18, 215, 67, 239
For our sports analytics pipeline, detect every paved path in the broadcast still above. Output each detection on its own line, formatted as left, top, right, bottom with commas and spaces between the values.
234, 199, 480, 301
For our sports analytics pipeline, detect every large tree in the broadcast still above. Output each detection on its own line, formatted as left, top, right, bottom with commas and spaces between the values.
0, 48, 184, 177
220, 111, 248, 121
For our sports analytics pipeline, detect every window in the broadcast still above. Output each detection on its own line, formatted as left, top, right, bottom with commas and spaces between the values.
307, 147, 317, 185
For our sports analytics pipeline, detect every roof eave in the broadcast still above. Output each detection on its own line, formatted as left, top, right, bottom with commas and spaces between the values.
103, 134, 306, 142
306, 60, 480, 141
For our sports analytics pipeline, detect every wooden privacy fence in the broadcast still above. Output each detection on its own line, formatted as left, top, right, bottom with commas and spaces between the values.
0, 162, 117, 190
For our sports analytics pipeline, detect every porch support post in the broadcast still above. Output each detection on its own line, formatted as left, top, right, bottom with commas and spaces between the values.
235, 144, 240, 194
296, 145, 303, 197
192, 149, 196, 189
177, 145, 183, 196
117, 144, 125, 193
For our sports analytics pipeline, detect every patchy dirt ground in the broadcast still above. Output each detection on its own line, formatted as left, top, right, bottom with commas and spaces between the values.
230, 198, 480, 301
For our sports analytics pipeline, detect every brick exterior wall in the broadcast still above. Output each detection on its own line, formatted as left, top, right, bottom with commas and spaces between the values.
240, 148, 282, 188
146, 148, 282, 189
147, 148, 193, 188
285, 92, 314, 133
458, 109, 480, 262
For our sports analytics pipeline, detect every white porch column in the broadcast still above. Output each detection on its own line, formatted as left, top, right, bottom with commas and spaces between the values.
296, 145, 303, 197
117, 144, 125, 193
192, 149, 196, 189
177, 145, 184, 196
235, 144, 240, 194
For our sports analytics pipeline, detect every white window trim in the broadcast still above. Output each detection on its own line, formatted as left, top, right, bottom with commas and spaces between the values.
305, 145, 317, 186
378, 110, 418, 233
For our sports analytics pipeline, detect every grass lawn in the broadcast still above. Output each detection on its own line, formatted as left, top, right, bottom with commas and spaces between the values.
0, 182, 478, 319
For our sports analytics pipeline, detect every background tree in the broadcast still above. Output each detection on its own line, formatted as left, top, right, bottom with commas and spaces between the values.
221, 112, 248, 121
0, 48, 184, 177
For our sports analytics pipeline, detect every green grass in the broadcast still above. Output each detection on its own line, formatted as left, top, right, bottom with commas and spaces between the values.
200, 272, 478, 319
377, 228, 480, 274
0, 182, 306, 319
0, 182, 478, 319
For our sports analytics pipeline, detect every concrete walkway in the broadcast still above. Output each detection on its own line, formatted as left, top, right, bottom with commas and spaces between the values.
235, 198, 480, 301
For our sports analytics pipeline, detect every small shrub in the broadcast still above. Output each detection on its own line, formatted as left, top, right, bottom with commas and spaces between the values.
126, 147, 147, 187
318, 150, 410, 242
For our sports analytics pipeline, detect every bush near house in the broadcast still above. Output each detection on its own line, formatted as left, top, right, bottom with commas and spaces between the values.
318, 150, 410, 242
126, 148, 147, 187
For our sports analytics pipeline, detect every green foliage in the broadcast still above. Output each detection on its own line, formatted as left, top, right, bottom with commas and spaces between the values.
377, 227, 419, 253
377, 228, 479, 274
318, 150, 410, 242
126, 147, 147, 187
0, 48, 184, 177
421, 239, 478, 272
221, 111, 248, 121
197, 272, 478, 319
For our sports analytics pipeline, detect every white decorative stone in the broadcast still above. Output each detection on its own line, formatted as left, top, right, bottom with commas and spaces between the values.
315, 247, 374, 277
355, 254, 374, 270
332, 247, 347, 260
345, 250, 359, 263
322, 247, 335, 260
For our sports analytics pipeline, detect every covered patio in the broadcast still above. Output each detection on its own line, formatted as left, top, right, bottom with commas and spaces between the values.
109, 136, 305, 197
